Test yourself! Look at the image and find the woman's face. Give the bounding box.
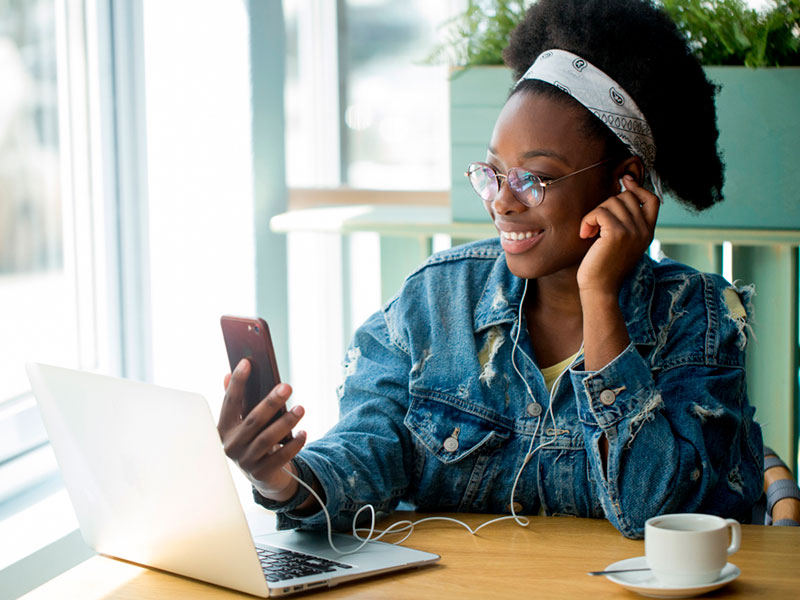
[484,91,613,281]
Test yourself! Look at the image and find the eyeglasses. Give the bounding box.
[464,158,609,207]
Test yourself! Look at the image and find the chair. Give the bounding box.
[753,446,800,526]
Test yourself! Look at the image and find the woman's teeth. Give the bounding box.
[501,230,540,241]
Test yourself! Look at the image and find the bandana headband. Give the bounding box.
[516,49,663,200]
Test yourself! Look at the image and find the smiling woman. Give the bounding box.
[219,0,764,542]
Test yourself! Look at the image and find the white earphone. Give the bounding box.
[619,177,627,193]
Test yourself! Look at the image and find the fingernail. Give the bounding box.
[277,383,290,397]
[623,174,634,182]
[235,359,248,374]
[296,430,307,440]
[291,405,304,417]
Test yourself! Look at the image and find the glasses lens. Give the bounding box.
[468,164,497,202]
[508,168,542,206]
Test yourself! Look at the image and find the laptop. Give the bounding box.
[26,362,439,597]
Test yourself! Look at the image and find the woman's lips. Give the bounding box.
[498,228,545,254]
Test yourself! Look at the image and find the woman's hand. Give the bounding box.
[577,175,660,297]
[218,359,307,502]
[577,175,661,371]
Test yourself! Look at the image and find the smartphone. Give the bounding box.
[220,315,291,443]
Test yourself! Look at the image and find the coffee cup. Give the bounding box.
[644,513,741,586]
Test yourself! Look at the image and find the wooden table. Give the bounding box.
[21,513,799,599]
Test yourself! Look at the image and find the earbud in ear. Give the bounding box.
[618,177,627,193]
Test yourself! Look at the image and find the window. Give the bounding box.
[2,2,273,576]
[0,0,117,532]
[281,1,463,440]
[0,0,72,500]
[284,0,463,190]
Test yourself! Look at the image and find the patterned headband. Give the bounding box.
[516,49,663,200]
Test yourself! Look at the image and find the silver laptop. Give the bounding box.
[26,362,439,597]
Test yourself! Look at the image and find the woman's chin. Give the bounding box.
[504,256,541,280]
[504,253,582,282]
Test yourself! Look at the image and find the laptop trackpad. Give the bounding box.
[255,530,431,569]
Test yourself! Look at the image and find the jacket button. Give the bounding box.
[509,501,523,513]
[443,437,459,452]
[526,402,543,417]
[599,389,616,406]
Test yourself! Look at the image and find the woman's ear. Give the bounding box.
[612,156,645,192]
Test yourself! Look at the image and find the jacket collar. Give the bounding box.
[473,253,526,333]
[473,252,657,347]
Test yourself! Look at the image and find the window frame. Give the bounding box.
[0,0,101,499]
[0,0,149,524]
[284,0,460,197]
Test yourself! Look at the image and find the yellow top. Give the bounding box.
[541,350,581,392]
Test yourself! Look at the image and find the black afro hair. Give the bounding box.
[502,0,724,211]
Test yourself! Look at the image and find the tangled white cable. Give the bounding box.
[281,466,541,556]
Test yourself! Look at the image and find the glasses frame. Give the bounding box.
[465,158,610,207]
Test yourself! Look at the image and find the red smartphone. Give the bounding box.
[220,315,291,443]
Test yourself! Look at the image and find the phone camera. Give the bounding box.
[254,325,260,334]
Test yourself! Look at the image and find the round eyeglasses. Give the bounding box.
[465,158,610,207]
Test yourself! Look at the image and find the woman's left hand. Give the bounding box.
[577,175,660,297]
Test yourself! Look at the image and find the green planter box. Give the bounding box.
[450,66,800,228]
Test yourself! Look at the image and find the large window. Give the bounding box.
[1,3,273,581]
[0,0,119,560]
[341,0,458,189]
[284,0,463,190]
[280,1,463,440]
[0,0,73,497]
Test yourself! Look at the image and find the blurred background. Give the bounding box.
[0,0,786,597]
[0,1,462,596]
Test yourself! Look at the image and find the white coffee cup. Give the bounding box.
[644,513,741,586]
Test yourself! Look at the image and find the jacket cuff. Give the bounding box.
[274,449,348,531]
[570,343,656,429]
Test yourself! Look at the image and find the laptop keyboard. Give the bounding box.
[256,546,353,582]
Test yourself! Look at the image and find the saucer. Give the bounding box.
[602,556,740,598]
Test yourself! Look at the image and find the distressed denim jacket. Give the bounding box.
[258,238,763,538]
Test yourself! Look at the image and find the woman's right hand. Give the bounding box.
[218,359,307,502]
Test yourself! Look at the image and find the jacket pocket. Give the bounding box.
[404,391,510,510]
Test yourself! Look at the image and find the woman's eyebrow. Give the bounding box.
[519,149,571,165]
[487,146,571,166]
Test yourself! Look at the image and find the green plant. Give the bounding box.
[661,0,800,66]
[424,0,533,67]
[428,0,800,67]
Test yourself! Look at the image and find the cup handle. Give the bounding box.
[725,519,741,555]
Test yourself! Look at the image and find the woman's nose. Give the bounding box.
[490,179,528,216]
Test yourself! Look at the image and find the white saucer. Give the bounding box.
[602,556,740,598]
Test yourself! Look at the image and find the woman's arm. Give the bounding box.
[578,290,629,474]
[261,309,416,531]
[569,276,763,538]
[571,175,761,537]
[576,174,658,477]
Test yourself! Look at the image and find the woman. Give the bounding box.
[218,0,763,539]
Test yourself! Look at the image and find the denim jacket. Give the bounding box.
[259,238,763,538]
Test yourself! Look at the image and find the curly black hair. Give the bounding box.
[502,0,724,211]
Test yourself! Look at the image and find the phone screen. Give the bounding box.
[220,316,291,443]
